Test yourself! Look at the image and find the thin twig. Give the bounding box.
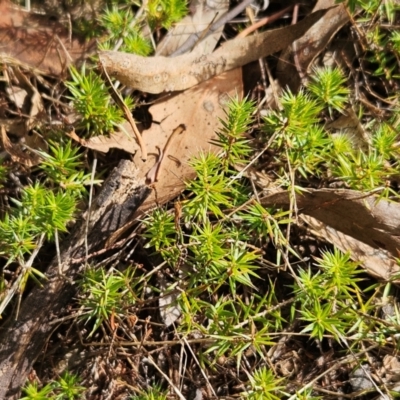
[98,59,148,161]
[146,355,187,400]
[182,336,218,398]
[237,5,293,38]
[85,156,98,263]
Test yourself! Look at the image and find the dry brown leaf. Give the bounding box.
[0,0,96,76]
[2,68,48,154]
[5,86,28,109]
[99,8,330,94]
[0,125,40,166]
[156,0,229,56]
[239,167,399,279]
[303,215,400,281]
[261,188,400,258]
[24,130,48,153]
[107,69,243,245]
[381,356,400,383]
[0,119,26,137]
[131,68,243,216]
[67,128,139,154]
[12,68,45,132]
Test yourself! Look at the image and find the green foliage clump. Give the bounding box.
[307,67,350,115]
[65,65,128,136]
[98,0,187,53]
[242,367,286,400]
[264,66,400,193]
[99,6,153,55]
[142,97,289,365]
[338,0,400,82]
[345,0,400,22]
[293,249,363,341]
[0,141,89,265]
[21,371,85,400]
[147,0,188,29]
[78,266,140,336]
[0,140,91,315]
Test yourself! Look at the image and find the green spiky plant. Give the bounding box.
[263,66,400,195]
[8,0,400,398]
[137,64,400,398]
[20,371,85,400]
[0,139,93,317]
[338,0,400,83]
[130,384,168,400]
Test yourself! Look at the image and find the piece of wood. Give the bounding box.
[99,8,330,94]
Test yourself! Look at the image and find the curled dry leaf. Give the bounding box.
[0,125,40,166]
[12,68,45,132]
[303,215,400,281]
[2,68,48,156]
[67,128,139,155]
[99,8,330,94]
[0,0,96,76]
[261,188,400,259]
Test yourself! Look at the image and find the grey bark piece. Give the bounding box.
[99,8,330,94]
[0,159,151,399]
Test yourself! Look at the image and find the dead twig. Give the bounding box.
[98,59,148,161]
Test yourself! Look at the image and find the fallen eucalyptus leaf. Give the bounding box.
[0,0,96,76]
[135,68,243,214]
[261,188,400,257]
[67,128,139,154]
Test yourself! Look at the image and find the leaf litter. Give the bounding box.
[1,1,400,399]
